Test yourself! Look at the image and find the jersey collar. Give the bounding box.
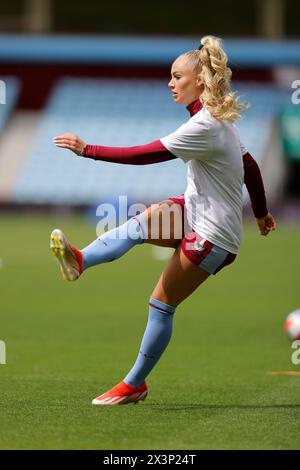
[186,99,203,117]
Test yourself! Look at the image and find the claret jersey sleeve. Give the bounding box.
[160,118,210,163]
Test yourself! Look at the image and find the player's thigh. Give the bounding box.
[151,244,210,307]
[143,199,184,248]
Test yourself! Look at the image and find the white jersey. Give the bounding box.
[160,107,246,254]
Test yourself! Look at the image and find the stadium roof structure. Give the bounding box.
[0,34,299,67]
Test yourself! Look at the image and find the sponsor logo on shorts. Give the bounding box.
[193,240,206,251]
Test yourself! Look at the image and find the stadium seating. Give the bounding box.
[11,78,290,205]
[0,76,20,132]
[235,83,291,158]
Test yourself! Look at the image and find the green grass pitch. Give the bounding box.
[0,214,299,449]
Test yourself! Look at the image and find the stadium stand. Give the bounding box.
[0,76,20,131]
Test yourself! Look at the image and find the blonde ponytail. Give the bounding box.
[182,35,248,121]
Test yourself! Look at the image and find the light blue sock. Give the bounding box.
[124,296,176,387]
[81,214,148,270]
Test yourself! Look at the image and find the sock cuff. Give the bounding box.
[149,296,176,315]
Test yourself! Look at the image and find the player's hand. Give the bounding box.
[255,212,277,236]
[53,133,86,156]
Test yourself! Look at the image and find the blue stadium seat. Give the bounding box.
[0,76,20,132]
[235,83,291,158]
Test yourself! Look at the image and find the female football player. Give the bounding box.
[52,35,276,405]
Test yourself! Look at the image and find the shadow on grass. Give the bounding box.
[147,404,300,411]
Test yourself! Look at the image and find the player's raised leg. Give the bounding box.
[50,199,183,281]
[50,214,148,281]
[81,199,184,270]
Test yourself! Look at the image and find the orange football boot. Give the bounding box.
[92,381,148,405]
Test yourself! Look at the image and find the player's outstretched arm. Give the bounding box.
[53,133,176,165]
